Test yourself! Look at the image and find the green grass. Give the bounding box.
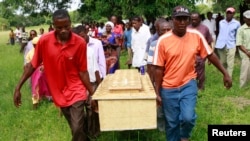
[1,27,250,141]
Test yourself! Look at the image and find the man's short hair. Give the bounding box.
[72,25,86,34]
[131,16,142,22]
[191,12,202,19]
[207,11,212,15]
[52,9,71,21]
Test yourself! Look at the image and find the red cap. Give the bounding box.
[226,7,235,13]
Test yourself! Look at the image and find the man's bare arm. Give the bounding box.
[13,63,35,107]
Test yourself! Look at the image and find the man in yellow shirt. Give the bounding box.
[236,10,250,88]
[9,29,15,45]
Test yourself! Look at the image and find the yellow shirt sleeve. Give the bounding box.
[25,48,35,64]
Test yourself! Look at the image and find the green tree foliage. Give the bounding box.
[195,4,212,14]
[0,1,15,19]
[0,0,73,16]
[0,17,10,30]
[78,0,198,22]
[212,0,250,24]
[1,0,219,25]
[212,0,245,12]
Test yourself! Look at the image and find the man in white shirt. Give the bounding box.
[131,16,151,70]
[72,25,103,84]
[87,37,106,79]
[87,47,101,85]
[74,25,106,79]
[14,26,21,43]
[203,11,216,50]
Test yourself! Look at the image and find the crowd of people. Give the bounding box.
[11,5,250,141]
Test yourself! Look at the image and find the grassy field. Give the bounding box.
[1,26,250,141]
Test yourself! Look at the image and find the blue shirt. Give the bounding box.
[100,32,116,46]
[124,29,132,48]
[147,40,158,64]
[215,19,241,49]
[146,33,159,53]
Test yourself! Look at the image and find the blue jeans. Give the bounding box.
[161,79,198,141]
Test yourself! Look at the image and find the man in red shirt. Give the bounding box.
[13,9,93,141]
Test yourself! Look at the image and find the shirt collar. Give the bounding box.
[242,24,250,29]
[88,37,95,45]
[52,31,76,45]
[222,18,237,24]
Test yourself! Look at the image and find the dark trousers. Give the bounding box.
[61,100,90,141]
[195,56,206,90]
[10,38,15,45]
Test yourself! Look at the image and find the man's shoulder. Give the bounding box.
[89,37,102,45]
[87,46,94,54]
[150,40,158,46]
[71,33,87,45]
[220,19,226,24]
[203,19,209,23]
[141,24,150,31]
[203,19,216,24]
[157,32,173,42]
[200,24,209,30]
[149,33,158,41]
[39,31,55,42]
[187,28,205,38]
[238,24,248,30]
[231,19,240,25]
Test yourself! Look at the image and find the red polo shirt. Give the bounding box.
[31,31,88,107]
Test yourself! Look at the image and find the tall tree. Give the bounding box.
[212,0,245,12]
[78,0,198,22]
[212,0,249,24]
[0,0,73,16]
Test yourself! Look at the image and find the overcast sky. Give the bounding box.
[67,0,82,12]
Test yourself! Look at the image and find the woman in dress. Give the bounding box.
[100,21,120,74]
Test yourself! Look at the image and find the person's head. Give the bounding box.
[154,17,167,34]
[131,16,143,31]
[72,25,89,43]
[125,21,132,30]
[40,28,44,35]
[30,30,37,39]
[207,12,213,20]
[190,12,201,27]
[110,15,118,25]
[10,29,13,32]
[22,26,26,32]
[243,10,250,26]
[225,7,235,22]
[158,22,172,36]
[52,9,71,41]
[104,21,114,32]
[100,22,104,28]
[32,36,40,48]
[200,14,205,21]
[85,24,90,32]
[171,6,190,37]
